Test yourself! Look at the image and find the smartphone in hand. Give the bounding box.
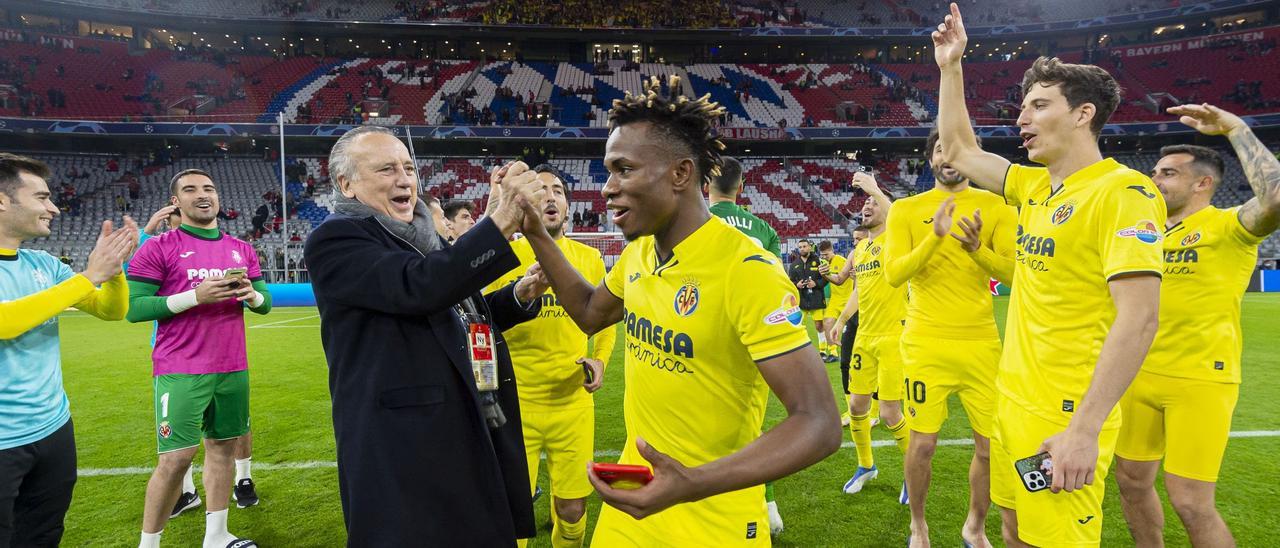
[591,463,653,490]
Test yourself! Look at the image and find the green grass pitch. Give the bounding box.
[55,295,1280,546]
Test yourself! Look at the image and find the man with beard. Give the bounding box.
[882,128,1017,547]
[787,240,827,341]
[127,169,272,548]
[484,164,617,548]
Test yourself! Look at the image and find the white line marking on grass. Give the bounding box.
[77,431,1280,478]
[249,314,319,329]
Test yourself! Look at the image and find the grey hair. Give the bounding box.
[328,125,398,187]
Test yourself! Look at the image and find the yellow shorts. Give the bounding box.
[847,333,904,401]
[804,308,828,322]
[990,394,1117,547]
[1116,369,1239,482]
[900,336,1000,437]
[824,302,845,322]
[522,403,595,500]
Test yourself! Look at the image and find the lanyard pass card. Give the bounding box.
[463,313,499,392]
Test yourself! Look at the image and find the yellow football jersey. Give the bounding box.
[1000,159,1166,428]
[602,217,810,541]
[826,254,853,311]
[852,233,907,336]
[1144,206,1263,384]
[884,186,1017,340]
[484,237,616,408]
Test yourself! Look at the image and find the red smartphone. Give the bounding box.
[591,463,653,490]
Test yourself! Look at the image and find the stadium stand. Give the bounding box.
[6,26,1276,127]
[48,0,1198,28]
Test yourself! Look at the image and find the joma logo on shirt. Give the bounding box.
[624,310,694,358]
[186,268,235,280]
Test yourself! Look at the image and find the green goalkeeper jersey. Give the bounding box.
[709,201,782,258]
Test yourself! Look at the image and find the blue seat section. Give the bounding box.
[685,72,756,126]
[257,60,345,123]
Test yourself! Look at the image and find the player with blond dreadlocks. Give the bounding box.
[513,75,842,545]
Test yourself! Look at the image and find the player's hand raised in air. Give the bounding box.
[587,437,700,519]
[484,163,507,218]
[1038,427,1099,494]
[195,276,244,304]
[144,205,179,236]
[850,171,880,195]
[1168,103,1247,137]
[932,3,968,69]
[952,208,984,253]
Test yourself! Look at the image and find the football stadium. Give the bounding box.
[2,0,1279,546]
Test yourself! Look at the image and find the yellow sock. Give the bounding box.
[850,412,875,468]
[887,416,910,454]
[551,508,587,548]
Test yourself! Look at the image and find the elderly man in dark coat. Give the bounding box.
[305,126,550,546]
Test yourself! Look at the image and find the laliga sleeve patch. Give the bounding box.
[764,294,804,326]
[1116,221,1161,244]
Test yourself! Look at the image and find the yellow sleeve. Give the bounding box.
[0,274,96,340]
[604,242,633,299]
[72,272,129,320]
[1098,179,1167,279]
[726,257,811,362]
[883,200,943,288]
[1226,206,1269,246]
[970,202,1018,285]
[1003,164,1042,207]
[585,253,617,364]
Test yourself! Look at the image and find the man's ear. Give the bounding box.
[1075,102,1097,131]
[0,191,9,213]
[671,158,696,192]
[169,195,179,207]
[337,175,357,198]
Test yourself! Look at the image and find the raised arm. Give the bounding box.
[304,216,523,316]
[933,2,1011,194]
[1169,103,1280,237]
[852,172,891,216]
[511,164,623,335]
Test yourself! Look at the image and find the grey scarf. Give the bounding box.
[331,191,442,255]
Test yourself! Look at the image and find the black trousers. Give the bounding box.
[0,419,76,548]
[838,313,859,395]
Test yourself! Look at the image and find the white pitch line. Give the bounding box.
[249,314,319,329]
[77,431,1280,478]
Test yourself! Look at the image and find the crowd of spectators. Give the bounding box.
[482,0,737,29]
